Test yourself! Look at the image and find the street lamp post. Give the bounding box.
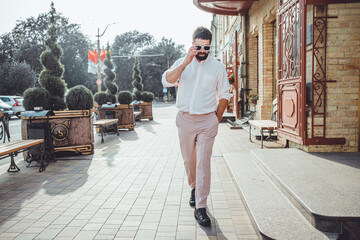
[95,22,118,93]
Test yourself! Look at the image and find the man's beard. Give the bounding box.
[195,52,208,61]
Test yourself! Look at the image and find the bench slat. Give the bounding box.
[249,120,277,130]
[0,139,44,157]
[93,119,118,126]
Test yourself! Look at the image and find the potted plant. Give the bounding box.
[98,44,118,131]
[132,57,154,120]
[21,3,94,155]
[228,72,234,84]
[140,91,154,120]
[115,90,135,130]
[248,93,259,104]
[94,44,117,106]
[98,47,135,130]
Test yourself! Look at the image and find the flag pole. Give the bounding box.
[95,22,118,93]
[97,28,101,93]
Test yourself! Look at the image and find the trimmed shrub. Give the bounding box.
[37,3,66,110]
[133,89,142,102]
[94,92,113,105]
[132,57,143,101]
[117,91,133,105]
[66,85,94,110]
[23,87,51,111]
[142,91,155,103]
[103,44,118,99]
[23,3,67,111]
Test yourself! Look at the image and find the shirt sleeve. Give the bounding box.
[161,58,183,87]
[217,66,232,101]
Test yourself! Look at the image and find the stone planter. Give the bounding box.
[100,104,135,130]
[134,102,153,120]
[21,110,94,155]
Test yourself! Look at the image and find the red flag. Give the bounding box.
[88,50,98,63]
[94,50,98,63]
[100,49,106,62]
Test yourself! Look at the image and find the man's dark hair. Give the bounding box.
[192,26,212,43]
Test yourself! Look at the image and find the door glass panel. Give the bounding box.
[281,0,291,6]
[280,2,300,80]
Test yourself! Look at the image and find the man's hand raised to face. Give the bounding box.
[181,46,199,67]
[165,46,199,84]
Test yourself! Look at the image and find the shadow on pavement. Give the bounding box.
[136,119,160,135]
[197,211,228,239]
[309,152,360,170]
[117,129,139,142]
[0,154,92,229]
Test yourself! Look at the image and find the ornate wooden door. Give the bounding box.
[277,0,306,144]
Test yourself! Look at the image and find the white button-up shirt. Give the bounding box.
[162,56,232,114]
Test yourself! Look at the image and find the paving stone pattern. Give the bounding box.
[0,103,261,240]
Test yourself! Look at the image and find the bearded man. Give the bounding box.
[162,26,231,226]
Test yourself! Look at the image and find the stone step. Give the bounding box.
[250,149,360,237]
[224,152,329,240]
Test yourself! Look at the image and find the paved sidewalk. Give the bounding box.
[0,103,259,240]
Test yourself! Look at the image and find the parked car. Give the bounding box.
[0,99,15,118]
[0,96,25,118]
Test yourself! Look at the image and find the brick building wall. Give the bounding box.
[293,2,360,152]
[262,23,275,119]
[247,26,259,116]
[248,0,277,119]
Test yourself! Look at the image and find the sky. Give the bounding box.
[0,0,214,51]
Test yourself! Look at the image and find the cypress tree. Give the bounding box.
[23,2,66,111]
[103,44,117,104]
[132,56,143,101]
[38,2,67,110]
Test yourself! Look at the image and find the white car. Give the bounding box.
[0,99,15,118]
[0,96,25,118]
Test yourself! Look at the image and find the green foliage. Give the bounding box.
[132,81,143,92]
[132,57,143,101]
[50,96,67,110]
[39,70,66,96]
[0,7,92,92]
[94,92,113,105]
[0,33,14,65]
[29,2,66,111]
[137,37,184,97]
[133,89,142,102]
[142,91,154,103]
[108,94,116,104]
[112,31,154,91]
[117,91,133,105]
[0,61,36,95]
[40,50,64,77]
[104,44,118,98]
[66,85,94,110]
[23,87,51,111]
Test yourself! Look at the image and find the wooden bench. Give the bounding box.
[0,139,44,172]
[249,120,277,148]
[93,119,119,143]
[134,111,141,121]
[248,98,278,148]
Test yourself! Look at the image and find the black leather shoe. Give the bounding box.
[194,208,211,226]
[189,188,195,207]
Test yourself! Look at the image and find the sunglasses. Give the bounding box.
[194,45,211,51]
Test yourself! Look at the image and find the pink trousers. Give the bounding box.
[176,111,219,208]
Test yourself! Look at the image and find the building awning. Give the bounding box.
[193,0,258,16]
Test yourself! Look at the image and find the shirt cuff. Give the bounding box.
[218,92,232,101]
[161,71,177,87]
